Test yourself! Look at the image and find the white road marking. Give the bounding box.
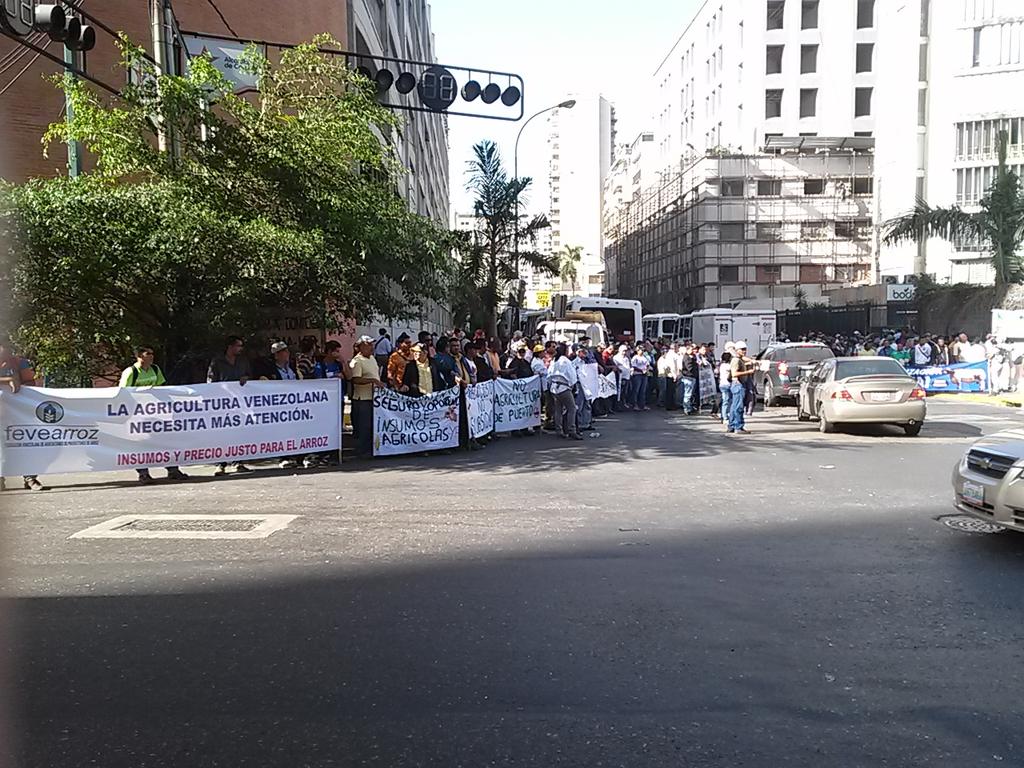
[69,514,299,540]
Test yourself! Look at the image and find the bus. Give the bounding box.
[642,313,683,341]
[565,297,643,343]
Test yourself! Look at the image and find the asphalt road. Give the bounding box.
[3,398,1024,767]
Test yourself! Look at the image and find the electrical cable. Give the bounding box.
[202,0,238,37]
[0,43,47,97]
[0,32,47,71]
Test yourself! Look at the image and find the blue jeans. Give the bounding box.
[728,382,746,432]
[575,385,592,430]
[677,377,695,414]
[630,375,648,408]
[619,376,633,408]
[720,384,732,422]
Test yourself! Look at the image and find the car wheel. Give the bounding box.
[764,379,778,408]
[903,422,922,437]
[797,397,811,421]
[819,412,835,434]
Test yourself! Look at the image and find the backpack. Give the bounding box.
[127,363,163,386]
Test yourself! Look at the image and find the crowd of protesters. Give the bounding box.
[781,329,1024,393]
[3,321,1020,491]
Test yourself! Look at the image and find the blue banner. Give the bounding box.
[907,361,989,393]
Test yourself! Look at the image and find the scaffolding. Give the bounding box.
[604,140,875,314]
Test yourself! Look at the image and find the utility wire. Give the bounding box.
[0,43,47,97]
[203,0,238,37]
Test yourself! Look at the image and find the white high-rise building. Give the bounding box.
[876,0,1024,284]
[651,0,879,177]
[547,95,615,297]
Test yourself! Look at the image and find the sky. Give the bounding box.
[430,0,703,218]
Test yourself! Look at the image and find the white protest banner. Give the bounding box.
[578,362,601,402]
[372,386,460,456]
[597,372,619,399]
[0,380,342,476]
[493,375,542,432]
[466,380,495,439]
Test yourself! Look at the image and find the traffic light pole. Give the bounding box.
[63,44,81,177]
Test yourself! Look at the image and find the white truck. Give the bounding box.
[537,312,607,346]
[683,309,777,356]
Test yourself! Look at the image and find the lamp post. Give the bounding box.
[512,98,576,331]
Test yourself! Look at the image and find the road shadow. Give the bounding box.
[6,515,1024,768]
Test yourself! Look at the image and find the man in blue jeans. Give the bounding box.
[728,341,757,434]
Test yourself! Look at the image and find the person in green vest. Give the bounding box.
[119,345,189,485]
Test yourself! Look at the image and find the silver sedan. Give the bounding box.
[953,430,1024,533]
[797,357,927,436]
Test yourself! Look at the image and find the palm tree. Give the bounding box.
[557,245,582,293]
[883,130,1024,285]
[462,140,558,336]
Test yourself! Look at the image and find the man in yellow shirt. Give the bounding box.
[349,335,384,457]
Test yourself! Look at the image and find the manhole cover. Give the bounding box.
[938,515,1004,535]
[70,514,298,540]
[117,519,262,532]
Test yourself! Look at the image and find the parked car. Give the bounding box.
[952,431,1024,533]
[797,356,926,436]
[757,343,836,406]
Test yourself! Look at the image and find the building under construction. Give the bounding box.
[603,137,875,314]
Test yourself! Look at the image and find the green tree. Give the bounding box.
[0,36,454,380]
[792,285,809,310]
[883,130,1024,285]
[463,140,557,337]
[557,245,583,293]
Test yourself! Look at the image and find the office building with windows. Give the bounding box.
[605,147,874,313]
[546,94,615,297]
[876,0,1024,284]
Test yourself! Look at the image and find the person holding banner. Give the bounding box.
[208,335,254,476]
[573,344,595,432]
[402,344,438,397]
[547,345,583,441]
[118,346,190,485]
[350,335,385,458]
[0,338,46,491]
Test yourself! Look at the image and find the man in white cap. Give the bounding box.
[349,335,385,457]
[728,341,757,434]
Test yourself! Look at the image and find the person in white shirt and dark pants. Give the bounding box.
[547,345,583,440]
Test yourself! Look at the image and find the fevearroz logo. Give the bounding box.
[5,400,98,448]
[35,401,65,424]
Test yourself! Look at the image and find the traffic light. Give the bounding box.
[352,56,524,122]
[33,4,95,51]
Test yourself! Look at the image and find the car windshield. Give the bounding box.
[836,359,908,378]
[779,346,835,363]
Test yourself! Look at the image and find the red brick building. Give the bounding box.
[0,0,348,181]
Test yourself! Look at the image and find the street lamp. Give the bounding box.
[512,98,575,331]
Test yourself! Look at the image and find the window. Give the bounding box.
[757,222,783,240]
[834,264,869,283]
[972,28,982,67]
[758,179,782,196]
[767,1,785,30]
[804,178,825,195]
[766,45,784,74]
[857,0,874,29]
[720,265,740,283]
[721,178,745,197]
[757,265,783,283]
[801,44,818,73]
[855,87,873,117]
[800,264,825,282]
[801,220,831,239]
[854,130,873,137]
[835,220,856,238]
[918,42,928,80]
[721,223,746,240]
[853,177,873,195]
[856,43,874,73]
[917,89,927,127]
[801,0,819,29]
[800,88,817,117]
[766,89,783,118]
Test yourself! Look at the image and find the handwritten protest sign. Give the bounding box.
[597,372,618,399]
[493,376,542,432]
[373,386,460,456]
[466,380,495,439]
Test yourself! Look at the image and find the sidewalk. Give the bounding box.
[930,392,1024,408]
